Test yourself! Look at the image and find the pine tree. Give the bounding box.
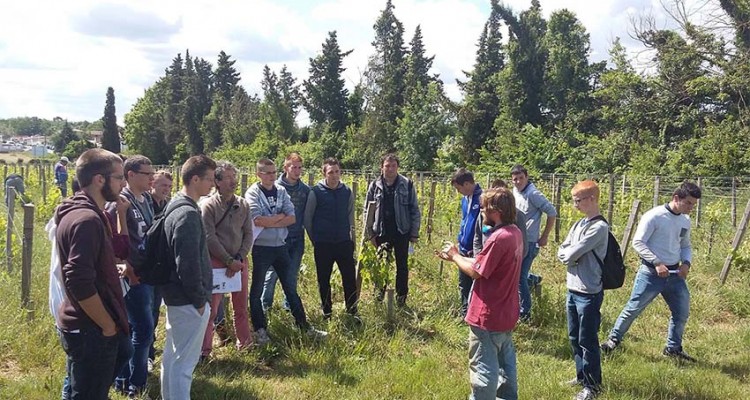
[214,51,240,102]
[457,0,504,163]
[404,25,435,100]
[164,53,184,158]
[260,65,296,142]
[360,0,408,162]
[543,10,593,127]
[496,0,548,127]
[101,87,120,152]
[303,31,352,135]
[182,50,204,155]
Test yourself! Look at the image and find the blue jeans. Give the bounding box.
[468,325,517,400]
[567,290,603,389]
[59,327,132,400]
[250,245,309,330]
[519,243,539,319]
[261,236,305,311]
[116,283,154,392]
[609,265,691,350]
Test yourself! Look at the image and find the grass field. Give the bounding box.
[1,173,749,399]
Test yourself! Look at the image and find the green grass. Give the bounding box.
[1,201,750,399]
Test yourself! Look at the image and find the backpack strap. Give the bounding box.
[581,215,608,268]
[164,197,195,218]
[215,199,236,228]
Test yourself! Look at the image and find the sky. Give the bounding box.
[0,0,722,124]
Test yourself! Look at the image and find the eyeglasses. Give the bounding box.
[107,174,125,181]
[134,171,155,177]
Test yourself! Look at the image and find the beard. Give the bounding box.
[101,176,120,202]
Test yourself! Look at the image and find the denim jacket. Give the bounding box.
[365,174,421,239]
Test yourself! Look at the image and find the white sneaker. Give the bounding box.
[147,358,155,373]
[256,328,271,345]
[306,326,328,339]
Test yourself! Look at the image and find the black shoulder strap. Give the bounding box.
[215,199,236,228]
[164,197,194,218]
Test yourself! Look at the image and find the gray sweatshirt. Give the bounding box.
[244,182,296,247]
[632,204,692,267]
[557,217,609,294]
[513,181,557,243]
[161,193,212,309]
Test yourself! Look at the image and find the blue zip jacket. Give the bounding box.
[458,184,482,255]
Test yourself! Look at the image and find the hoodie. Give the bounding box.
[54,192,129,335]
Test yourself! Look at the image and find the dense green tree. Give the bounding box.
[543,10,593,127]
[404,25,435,100]
[457,0,504,163]
[260,65,297,142]
[360,0,407,162]
[51,121,78,154]
[63,139,95,160]
[214,51,241,102]
[182,51,204,155]
[123,79,172,164]
[303,31,352,135]
[495,0,547,127]
[396,82,455,170]
[223,87,262,147]
[101,87,120,152]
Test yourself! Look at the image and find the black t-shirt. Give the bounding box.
[259,183,278,214]
[383,180,398,236]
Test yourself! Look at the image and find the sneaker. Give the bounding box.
[255,328,271,346]
[663,347,697,362]
[600,338,620,353]
[147,358,155,373]
[306,326,329,339]
[575,387,598,400]
[396,295,407,308]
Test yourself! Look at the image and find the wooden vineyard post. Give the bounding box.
[554,177,563,243]
[427,181,436,243]
[5,187,15,272]
[732,177,737,228]
[720,198,750,284]
[696,177,703,228]
[653,176,660,207]
[620,199,641,259]
[240,173,248,196]
[21,204,34,310]
[308,172,314,187]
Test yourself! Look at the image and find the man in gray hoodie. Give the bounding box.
[261,152,310,312]
[245,158,326,345]
[159,155,216,400]
[557,180,608,400]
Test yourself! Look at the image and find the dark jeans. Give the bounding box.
[458,250,474,317]
[116,283,154,392]
[250,245,309,330]
[313,240,359,316]
[566,290,603,390]
[375,233,410,298]
[59,327,132,400]
[262,235,305,310]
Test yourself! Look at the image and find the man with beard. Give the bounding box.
[55,148,132,400]
[438,187,523,400]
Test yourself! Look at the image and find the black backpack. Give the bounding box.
[140,197,193,285]
[589,216,626,290]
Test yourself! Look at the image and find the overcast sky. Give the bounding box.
[0,0,719,123]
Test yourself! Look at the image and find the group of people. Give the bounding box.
[51,149,424,399]
[440,165,701,400]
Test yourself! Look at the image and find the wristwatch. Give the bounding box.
[224,255,234,267]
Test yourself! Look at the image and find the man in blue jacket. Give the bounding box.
[451,168,482,317]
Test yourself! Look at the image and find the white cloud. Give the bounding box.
[0,0,722,123]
